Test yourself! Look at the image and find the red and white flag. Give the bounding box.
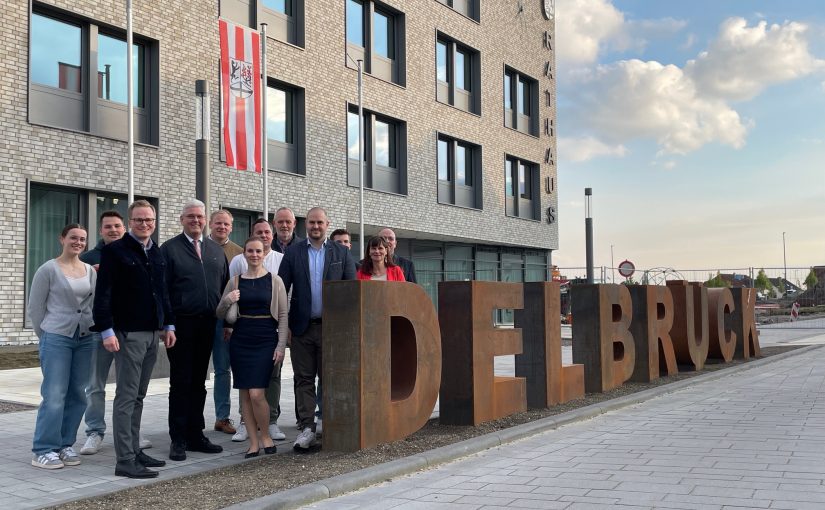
[219,19,262,172]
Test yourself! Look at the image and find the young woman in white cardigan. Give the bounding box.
[28,224,98,470]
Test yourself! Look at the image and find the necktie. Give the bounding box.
[193,239,201,259]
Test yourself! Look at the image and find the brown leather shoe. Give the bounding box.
[214,419,237,434]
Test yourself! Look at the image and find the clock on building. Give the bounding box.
[542,0,555,20]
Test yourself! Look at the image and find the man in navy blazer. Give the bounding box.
[278,207,355,451]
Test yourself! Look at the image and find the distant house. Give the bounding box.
[718,273,753,288]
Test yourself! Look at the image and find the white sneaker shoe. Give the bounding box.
[32,451,64,470]
[81,433,103,455]
[269,423,286,441]
[58,446,81,466]
[232,422,248,442]
[293,427,316,450]
[139,436,152,450]
[315,419,323,437]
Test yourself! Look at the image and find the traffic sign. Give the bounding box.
[617,260,635,278]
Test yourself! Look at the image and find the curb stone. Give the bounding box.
[226,344,822,510]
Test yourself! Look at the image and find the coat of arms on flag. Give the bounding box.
[219,19,262,172]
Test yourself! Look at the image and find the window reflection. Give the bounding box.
[267,87,291,143]
[505,160,514,197]
[504,74,511,109]
[455,50,467,91]
[374,120,390,167]
[346,0,364,47]
[437,139,449,181]
[30,14,82,93]
[262,0,290,14]
[97,34,144,107]
[436,42,448,83]
[455,145,467,186]
[373,11,392,58]
[347,111,360,160]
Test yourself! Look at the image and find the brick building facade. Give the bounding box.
[2,0,557,344]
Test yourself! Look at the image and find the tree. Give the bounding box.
[755,268,773,293]
[705,271,730,288]
[805,267,819,290]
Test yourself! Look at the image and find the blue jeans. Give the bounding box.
[212,319,232,421]
[84,341,113,437]
[32,329,97,455]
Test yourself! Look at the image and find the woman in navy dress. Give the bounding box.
[217,238,288,457]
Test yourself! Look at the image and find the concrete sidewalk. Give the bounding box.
[0,327,821,509]
[301,343,825,509]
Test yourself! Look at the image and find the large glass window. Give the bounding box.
[347,106,406,194]
[373,11,393,58]
[30,14,82,93]
[505,156,540,220]
[503,73,512,110]
[267,86,291,143]
[97,34,144,107]
[505,160,514,197]
[504,67,538,135]
[27,186,83,297]
[346,0,364,46]
[435,34,479,114]
[262,80,304,174]
[437,139,449,181]
[263,0,290,14]
[436,134,481,209]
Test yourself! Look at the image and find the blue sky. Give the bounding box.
[554,0,825,276]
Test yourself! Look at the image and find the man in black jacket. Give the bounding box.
[378,227,417,283]
[279,207,356,451]
[271,206,304,253]
[94,200,174,479]
[161,199,229,461]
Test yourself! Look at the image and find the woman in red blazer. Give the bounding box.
[357,236,405,281]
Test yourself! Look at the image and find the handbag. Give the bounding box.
[224,276,240,325]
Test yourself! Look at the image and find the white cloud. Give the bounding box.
[564,60,750,154]
[686,18,825,101]
[556,0,624,65]
[558,136,628,162]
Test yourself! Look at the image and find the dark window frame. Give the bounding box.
[347,104,408,195]
[435,0,480,22]
[436,132,482,210]
[503,65,539,137]
[345,0,407,87]
[28,5,160,145]
[264,77,306,175]
[435,32,480,115]
[219,0,306,48]
[504,155,540,220]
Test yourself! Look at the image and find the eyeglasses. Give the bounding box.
[131,218,156,224]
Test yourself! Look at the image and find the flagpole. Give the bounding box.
[126,0,134,204]
[260,23,268,220]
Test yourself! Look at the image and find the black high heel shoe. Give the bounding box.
[244,449,260,459]
[264,445,277,454]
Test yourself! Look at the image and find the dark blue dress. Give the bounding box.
[229,275,278,389]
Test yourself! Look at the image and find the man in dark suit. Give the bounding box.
[278,207,356,451]
[160,199,229,461]
[378,227,417,283]
[271,206,304,254]
[94,200,174,478]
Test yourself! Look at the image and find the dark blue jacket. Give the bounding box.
[80,239,105,266]
[93,233,173,333]
[160,233,229,318]
[278,240,356,336]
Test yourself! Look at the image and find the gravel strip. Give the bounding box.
[52,345,799,510]
[0,400,36,414]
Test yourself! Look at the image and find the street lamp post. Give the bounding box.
[346,53,365,257]
[783,232,788,295]
[585,188,594,284]
[195,80,210,208]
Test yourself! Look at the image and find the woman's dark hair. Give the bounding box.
[60,223,87,238]
[359,236,395,275]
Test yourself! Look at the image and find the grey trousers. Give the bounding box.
[111,330,158,463]
[264,361,282,423]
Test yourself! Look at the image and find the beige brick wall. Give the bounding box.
[0,0,556,344]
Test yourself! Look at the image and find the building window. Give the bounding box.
[265,79,305,174]
[505,155,540,220]
[503,66,538,136]
[436,34,480,114]
[435,0,480,22]
[347,106,407,195]
[346,0,406,86]
[220,0,305,47]
[26,183,157,325]
[223,208,258,246]
[437,134,482,209]
[29,9,159,144]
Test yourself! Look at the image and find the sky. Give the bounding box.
[554,0,825,276]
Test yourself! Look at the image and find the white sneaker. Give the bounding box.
[293,427,316,450]
[232,422,248,442]
[315,419,323,437]
[58,446,81,466]
[81,433,103,455]
[268,423,286,440]
[32,451,64,470]
[139,436,152,450]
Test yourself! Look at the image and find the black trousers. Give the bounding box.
[290,323,322,430]
[166,314,216,444]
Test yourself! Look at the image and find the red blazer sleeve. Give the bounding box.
[388,266,405,281]
[356,270,371,280]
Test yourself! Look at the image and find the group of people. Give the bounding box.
[28,199,417,479]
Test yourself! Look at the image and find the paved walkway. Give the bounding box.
[304,342,825,509]
[0,327,821,509]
